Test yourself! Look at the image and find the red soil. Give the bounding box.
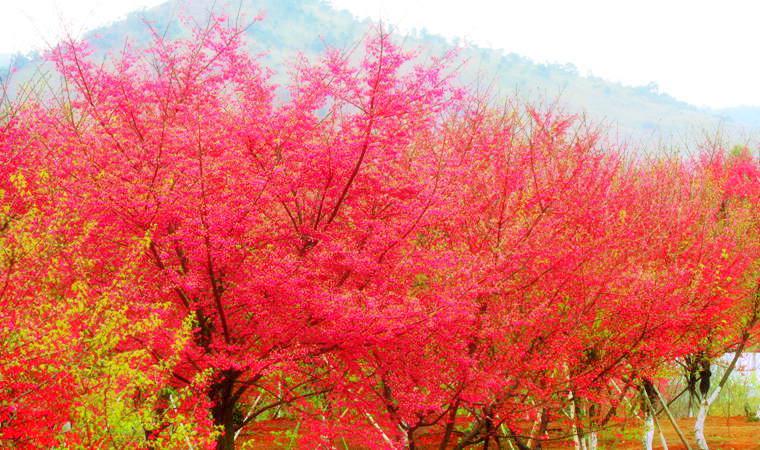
[240,416,759,449]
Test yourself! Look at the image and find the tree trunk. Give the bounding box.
[528,409,548,450]
[365,412,395,448]
[212,400,237,450]
[694,398,710,450]
[407,428,417,450]
[642,413,655,450]
[217,424,235,450]
[567,387,586,450]
[210,370,242,450]
[693,344,747,450]
[439,402,459,450]
[585,431,598,450]
[483,411,494,450]
[570,405,583,450]
[534,412,549,450]
[641,381,669,450]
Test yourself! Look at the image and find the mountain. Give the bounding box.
[714,106,760,129]
[3,0,759,149]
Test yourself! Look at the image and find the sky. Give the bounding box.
[1,0,758,109]
[0,0,165,53]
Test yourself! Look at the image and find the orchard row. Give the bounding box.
[1,18,757,449]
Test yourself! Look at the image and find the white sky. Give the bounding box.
[0,0,165,53]
[1,0,758,108]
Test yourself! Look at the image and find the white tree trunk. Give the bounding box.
[365,412,395,448]
[571,418,584,450]
[527,409,542,449]
[567,389,586,450]
[585,431,598,450]
[695,380,724,450]
[694,398,710,450]
[691,339,755,449]
[642,413,655,450]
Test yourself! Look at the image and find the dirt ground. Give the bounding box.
[571,416,760,450]
[241,416,760,449]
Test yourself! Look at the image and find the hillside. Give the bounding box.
[3,0,759,148]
